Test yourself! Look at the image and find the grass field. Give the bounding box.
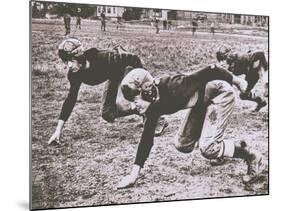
[31,19,269,209]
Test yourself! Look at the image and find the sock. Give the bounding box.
[223,141,235,157]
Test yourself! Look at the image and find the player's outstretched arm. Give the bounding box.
[117,113,159,188]
[48,119,65,145]
[48,78,82,145]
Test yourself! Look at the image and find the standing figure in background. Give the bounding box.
[163,20,167,30]
[64,13,71,36]
[76,8,81,30]
[210,22,215,35]
[116,16,122,30]
[101,10,106,32]
[192,19,198,37]
[155,19,160,34]
[168,20,172,30]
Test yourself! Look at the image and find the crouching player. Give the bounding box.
[117,65,262,189]
[216,45,268,111]
[48,38,167,145]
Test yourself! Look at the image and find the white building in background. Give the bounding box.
[217,14,268,26]
[96,5,125,20]
[141,9,168,20]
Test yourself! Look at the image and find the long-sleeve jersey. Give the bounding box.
[134,65,234,167]
[59,47,142,121]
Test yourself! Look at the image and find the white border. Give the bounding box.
[1,0,280,211]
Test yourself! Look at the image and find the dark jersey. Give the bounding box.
[133,65,234,167]
[59,48,142,121]
[101,13,106,21]
[192,21,198,27]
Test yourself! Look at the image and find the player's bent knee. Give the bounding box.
[174,136,196,153]
[102,113,114,123]
[101,109,115,123]
[174,144,194,153]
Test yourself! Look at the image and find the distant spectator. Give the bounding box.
[101,10,106,31]
[168,20,172,30]
[76,8,81,30]
[64,13,71,36]
[210,22,215,35]
[191,19,198,36]
[116,16,122,30]
[155,19,160,34]
[163,20,167,30]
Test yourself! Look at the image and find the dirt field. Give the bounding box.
[31,20,269,209]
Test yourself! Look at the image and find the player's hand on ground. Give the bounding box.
[116,174,138,189]
[116,164,141,189]
[48,120,65,145]
[48,131,61,145]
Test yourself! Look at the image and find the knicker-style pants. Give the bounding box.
[174,80,235,159]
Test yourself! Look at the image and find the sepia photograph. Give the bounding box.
[30,0,269,209]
